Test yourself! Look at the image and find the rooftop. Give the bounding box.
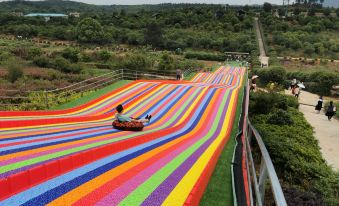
[25,13,68,17]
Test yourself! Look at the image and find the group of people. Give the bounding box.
[315,97,337,120]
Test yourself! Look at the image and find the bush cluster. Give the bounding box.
[254,66,287,85]
[185,51,225,61]
[33,56,83,74]
[250,91,339,205]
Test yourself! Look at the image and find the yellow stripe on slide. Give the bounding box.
[174,87,208,126]
[161,89,238,206]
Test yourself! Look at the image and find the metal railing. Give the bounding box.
[242,81,287,206]
[0,69,177,110]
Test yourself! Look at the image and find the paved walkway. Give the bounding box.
[286,90,339,170]
[254,17,269,67]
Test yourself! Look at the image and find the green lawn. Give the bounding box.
[200,74,245,206]
[51,80,132,110]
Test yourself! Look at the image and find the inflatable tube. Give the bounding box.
[112,120,144,131]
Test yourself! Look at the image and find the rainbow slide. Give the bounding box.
[0,66,245,205]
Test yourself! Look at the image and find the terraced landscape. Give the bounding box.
[0,66,245,205]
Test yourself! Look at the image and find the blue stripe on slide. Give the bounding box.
[1,89,216,206]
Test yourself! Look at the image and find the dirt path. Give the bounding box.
[286,90,339,170]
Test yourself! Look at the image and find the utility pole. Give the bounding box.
[283,0,290,17]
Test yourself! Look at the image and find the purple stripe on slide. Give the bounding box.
[0,87,199,178]
[95,90,222,205]
[141,89,232,205]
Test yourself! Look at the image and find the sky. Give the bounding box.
[0,0,285,5]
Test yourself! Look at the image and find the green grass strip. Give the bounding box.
[51,80,132,110]
[1,88,202,174]
[199,74,245,206]
[119,89,230,205]
[211,63,222,72]
[184,72,197,81]
[226,61,245,67]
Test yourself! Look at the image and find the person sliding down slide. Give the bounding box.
[113,104,152,131]
[115,104,152,123]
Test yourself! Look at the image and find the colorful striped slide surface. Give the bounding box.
[0,66,245,206]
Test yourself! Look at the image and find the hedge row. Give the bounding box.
[184,51,225,61]
[250,91,339,205]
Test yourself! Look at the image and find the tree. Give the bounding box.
[12,24,37,37]
[314,43,325,55]
[263,2,272,13]
[144,21,164,48]
[308,8,316,16]
[76,17,105,44]
[323,8,331,17]
[294,7,301,15]
[304,42,315,55]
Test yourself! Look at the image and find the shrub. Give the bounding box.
[256,66,286,85]
[308,71,339,96]
[158,52,175,71]
[28,47,42,60]
[113,53,153,71]
[62,48,80,63]
[249,91,298,115]
[98,50,111,62]
[267,109,294,125]
[69,64,83,74]
[175,58,203,71]
[80,53,92,62]
[0,51,11,62]
[33,56,51,68]
[52,57,71,73]
[6,62,23,83]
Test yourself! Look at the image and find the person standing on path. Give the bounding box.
[290,78,297,90]
[294,86,300,98]
[315,96,323,113]
[176,69,182,80]
[325,101,336,121]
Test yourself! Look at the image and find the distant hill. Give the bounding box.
[0,0,248,14]
[323,0,339,8]
[0,0,110,13]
